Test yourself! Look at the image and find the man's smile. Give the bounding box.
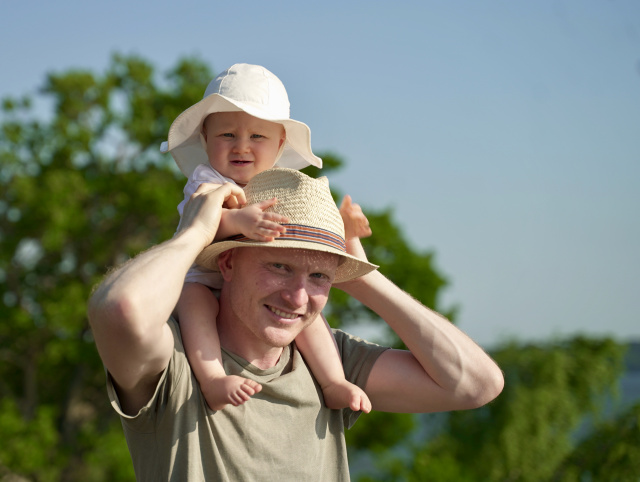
[268,305,300,320]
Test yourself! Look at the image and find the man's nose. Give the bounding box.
[281,278,309,307]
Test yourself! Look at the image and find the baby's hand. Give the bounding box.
[236,197,289,242]
[339,195,372,241]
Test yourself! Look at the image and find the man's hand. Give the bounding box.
[177,182,247,248]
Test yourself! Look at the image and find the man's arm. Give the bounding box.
[337,261,504,414]
[88,182,245,415]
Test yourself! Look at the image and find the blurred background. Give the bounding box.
[1,1,638,480]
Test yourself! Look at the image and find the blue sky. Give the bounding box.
[2,0,639,347]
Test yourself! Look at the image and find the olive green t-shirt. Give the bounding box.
[107,318,388,481]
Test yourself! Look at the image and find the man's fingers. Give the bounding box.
[180,182,247,245]
[192,182,246,204]
[218,183,246,207]
[193,182,221,194]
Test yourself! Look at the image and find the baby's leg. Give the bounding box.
[295,314,372,413]
[177,283,262,410]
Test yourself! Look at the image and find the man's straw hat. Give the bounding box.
[196,168,378,283]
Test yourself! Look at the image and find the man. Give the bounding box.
[88,169,504,481]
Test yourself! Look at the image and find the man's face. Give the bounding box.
[218,247,339,353]
[203,111,286,187]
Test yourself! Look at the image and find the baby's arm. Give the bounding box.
[295,195,375,412]
[215,197,289,241]
[295,314,372,413]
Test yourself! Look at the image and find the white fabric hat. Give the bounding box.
[160,63,323,178]
[195,168,378,283]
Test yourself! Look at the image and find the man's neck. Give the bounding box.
[219,330,285,369]
[217,303,286,370]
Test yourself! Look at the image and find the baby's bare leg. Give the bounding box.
[295,314,372,413]
[177,283,262,410]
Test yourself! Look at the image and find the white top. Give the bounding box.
[177,164,236,216]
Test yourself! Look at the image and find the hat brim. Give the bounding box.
[163,94,322,178]
[195,238,378,284]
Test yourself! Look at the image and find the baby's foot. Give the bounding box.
[201,375,262,411]
[322,380,372,413]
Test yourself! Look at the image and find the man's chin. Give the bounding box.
[262,326,303,348]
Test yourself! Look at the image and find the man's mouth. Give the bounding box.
[268,306,299,320]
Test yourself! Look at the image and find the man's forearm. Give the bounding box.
[339,270,503,402]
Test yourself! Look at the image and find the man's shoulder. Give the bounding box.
[331,328,389,377]
[332,328,387,353]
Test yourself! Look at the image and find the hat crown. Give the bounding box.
[244,169,345,240]
[204,63,291,119]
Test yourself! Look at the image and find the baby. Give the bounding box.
[161,64,373,412]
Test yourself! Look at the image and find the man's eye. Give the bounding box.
[310,273,329,281]
[272,263,285,270]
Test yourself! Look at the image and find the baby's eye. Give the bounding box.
[251,134,265,139]
[221,133,234,138]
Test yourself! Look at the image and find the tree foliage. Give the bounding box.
[1,54,636,481]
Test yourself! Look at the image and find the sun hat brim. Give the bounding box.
[162,93,322,178]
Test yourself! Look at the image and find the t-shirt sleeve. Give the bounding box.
[333,329,389,429]
[106,318,189,432]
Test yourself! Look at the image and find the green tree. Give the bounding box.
[552,401,640,482]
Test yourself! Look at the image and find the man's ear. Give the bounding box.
[218,249,235,282]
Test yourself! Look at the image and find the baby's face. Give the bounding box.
[203,112,285,187]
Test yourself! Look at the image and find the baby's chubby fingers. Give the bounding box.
[261,212,289,230]
[248,224,283,242]
[339,194,353,212]
[258,220,287,237]
[340,194,372,238]
[254,197,289,227]
[253,197,279,212]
